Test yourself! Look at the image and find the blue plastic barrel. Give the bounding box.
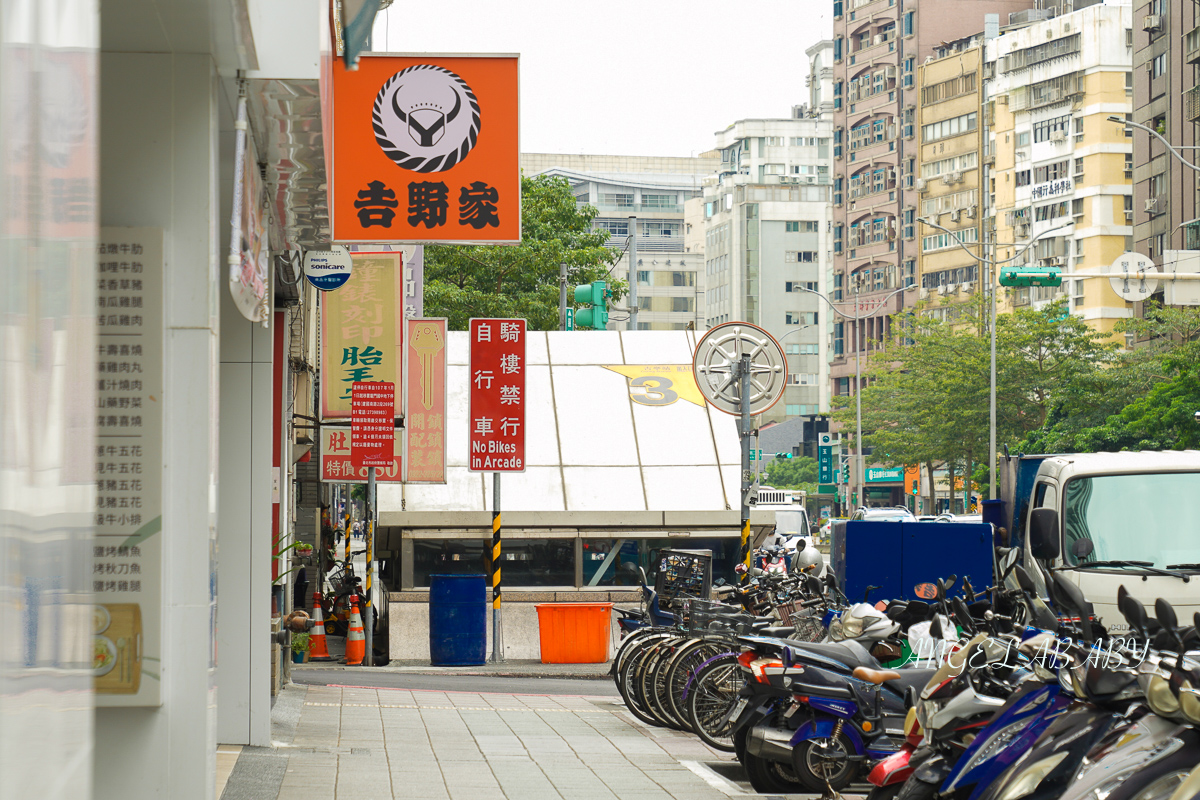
[428,574,486,666]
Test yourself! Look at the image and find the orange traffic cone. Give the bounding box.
[344,594,365,666]
[309,592,332,661]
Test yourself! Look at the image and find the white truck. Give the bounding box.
[999,450,1200,629]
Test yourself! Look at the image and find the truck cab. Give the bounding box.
[1012,451,1200,629]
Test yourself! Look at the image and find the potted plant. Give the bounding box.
[290,632,310,664]
[295,542,313,557]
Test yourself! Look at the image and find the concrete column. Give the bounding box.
[95,52,221,800]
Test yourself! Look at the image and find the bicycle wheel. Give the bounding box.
[618,634,673,727]
[644,638,689,730]
[686,654,745,752]
[612,627,662,693]
[666,640,728,733]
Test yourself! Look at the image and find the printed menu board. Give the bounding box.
[93,227,163,706]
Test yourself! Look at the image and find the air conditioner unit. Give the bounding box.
[1145,198,1159,213]
[805,176,817,184]
[1143,14,1161,31]
[919,288,930,300]
[998,95,1009,105]
[874,34,885,45]
[1050,130,1067,142]
[944,171,963,185]
[1125,209,1134,222]
[950,209,962,222]
[966,206,977,219]
[885,66,897,79]
[938,285,948,294]
[947,283,958,294]
[915,178,928,192]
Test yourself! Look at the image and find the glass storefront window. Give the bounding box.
[581,537,742,587]
[413,538,575,587]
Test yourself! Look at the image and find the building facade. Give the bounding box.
[1132,0,1200,264]
[915,41,988,318]
[700,112,834,424]
[521,154,717,330]
[830,0,1039,481]
[989,1,1135,332]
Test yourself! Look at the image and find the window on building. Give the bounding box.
[786,404,801,416]
[671,297,693,313]
[1151,53,1166,78]
[642,194,676,208]
[788,373,819,386]
[1016,131,1030,147]
[596,219,629,237]
[903,10,913,35]
[1032,115,1070,143]
[1033,160,1070,183]
[785,312,819,325]
[601,193,634,207]
[637,270,650,284]
[1015,170,1031,187]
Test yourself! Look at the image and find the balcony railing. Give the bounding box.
[1187,86,1200,123]
[589,202,685,214]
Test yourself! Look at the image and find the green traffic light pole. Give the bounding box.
[918,217,1072,503]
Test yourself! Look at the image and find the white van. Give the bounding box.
[1021,450,1200,629]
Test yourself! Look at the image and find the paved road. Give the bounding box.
[293,670,621,697]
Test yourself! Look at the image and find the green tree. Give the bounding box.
[1031,303,1200,452]
[764,456,818,489]
[423,175,625,330]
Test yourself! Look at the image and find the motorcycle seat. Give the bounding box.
[853,667,903,684]
[782,639,881,670]
[759,626,796,637]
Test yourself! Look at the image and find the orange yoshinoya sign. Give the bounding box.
[329,54,520,244]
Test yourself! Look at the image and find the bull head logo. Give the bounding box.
[391,86,463,148]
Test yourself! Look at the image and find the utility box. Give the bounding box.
[832,521,994,603]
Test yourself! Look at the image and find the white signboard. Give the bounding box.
[303,246,353,291]
[1029,178,1073,202]
[94,227,164,706]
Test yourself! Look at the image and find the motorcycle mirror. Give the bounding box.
[930,614,944,640]
[1121,590,1149,635]
[1014,565,1036,594]
[826,573,840,592]
[944,574,958,593]
[806,575,822,594]
[936,578,946,605]
[1050,573,1094,643]
[1070,538,1094,561]
[1155,598,1179,641]
[864,585,881,603]
[964,577,976,603]
[953,597,976,635]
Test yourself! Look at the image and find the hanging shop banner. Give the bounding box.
[468,318,526,472]
[404,246,424,318]
[319,251,404,419]
[329,54,521,244]
[303,245,354,291]
[229,110,270,324]
[320,426,402,483]
[94,227,164,707]
[404,318,447,483]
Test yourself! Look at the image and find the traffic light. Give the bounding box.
[999,266,1062,288]
[573,280,609,330]
[774,452,793,459]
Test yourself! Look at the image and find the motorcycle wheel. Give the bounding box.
[895,775,940,800]
[744,751,806,794]
[867,783,906,800]
[790,732,859,792]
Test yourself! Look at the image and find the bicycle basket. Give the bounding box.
[654,549,713,607]
[683,598,755,636]
[781,606,827,643]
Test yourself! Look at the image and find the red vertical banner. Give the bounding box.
[468,318,526,472]
[350,381,395,467]
[404,318,448,483]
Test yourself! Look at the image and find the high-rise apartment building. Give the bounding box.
[1133,0,1199,264]
[915,40,987,316]
[699,110,834,424]
[989,1,1135,333]
[831,0,1036,404]
[521,153,718,330]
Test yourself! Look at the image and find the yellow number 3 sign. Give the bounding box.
[603,365,707,408]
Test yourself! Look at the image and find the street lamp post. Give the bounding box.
[796,284,914,513]
[916,218,1073,500]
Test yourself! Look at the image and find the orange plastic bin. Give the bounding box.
[535,603,614,663]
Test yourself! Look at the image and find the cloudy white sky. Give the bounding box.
[371,0,832,157]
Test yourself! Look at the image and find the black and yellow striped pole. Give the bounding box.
[738,353,753,582]
[491,472,504,662]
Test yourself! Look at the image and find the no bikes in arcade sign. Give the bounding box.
[328,54,520,244]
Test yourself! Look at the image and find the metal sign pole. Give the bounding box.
[491,472,504,662]
[364,466,375,666]
[739,353,752,582]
